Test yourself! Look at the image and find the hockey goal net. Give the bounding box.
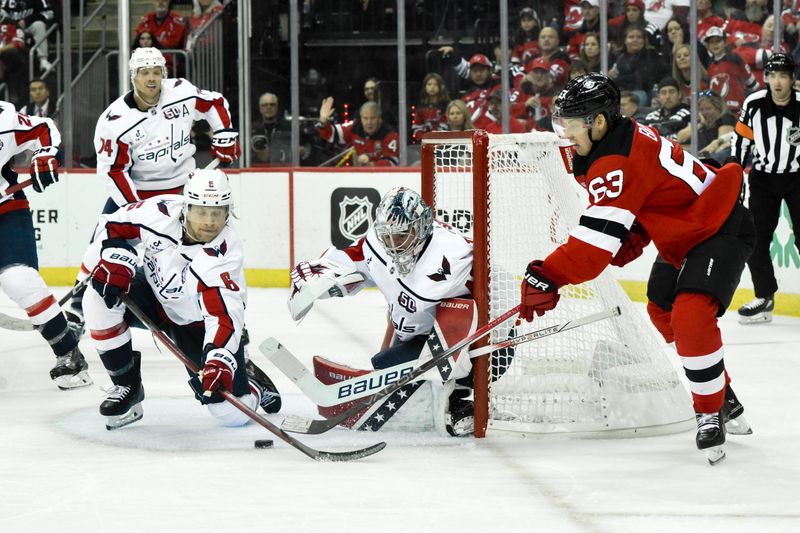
[421,130,693,437]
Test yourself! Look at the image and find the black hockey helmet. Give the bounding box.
[553,73,622,125]
[765,53,797,77]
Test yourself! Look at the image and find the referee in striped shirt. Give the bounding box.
[731,53,800,324]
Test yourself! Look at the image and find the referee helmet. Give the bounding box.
[765,53,797,78]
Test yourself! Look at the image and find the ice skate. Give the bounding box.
[696,412,726,465]
[446,396,474,437]
[49,346,93,390]
[100,382,145,430]
[737,297,774,324]
[246,359,281,413]
[723,386,753,435]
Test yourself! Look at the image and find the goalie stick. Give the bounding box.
[120,295,386,462]
[0,277,90,331]
[261,306,621,408]
[276,304,521,434]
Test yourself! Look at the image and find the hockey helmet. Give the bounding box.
[552,73,621,139]
[765,53,797,78]
[129,47,167,83]
[182,168,233,243]
[374,187,433,277]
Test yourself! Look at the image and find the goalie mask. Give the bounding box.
[374,187,433,277]
[182,168,232,244]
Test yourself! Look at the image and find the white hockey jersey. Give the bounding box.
[0,101,61,215]
[94,78,233,207]
[81,195,247,354]
[324,221,473,343]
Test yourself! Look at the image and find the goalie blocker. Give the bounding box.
[312,298,478,436]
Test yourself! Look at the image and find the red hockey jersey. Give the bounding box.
[540,119,743,286]
[317,121,399,166]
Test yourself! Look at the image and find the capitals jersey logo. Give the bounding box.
[203,241,228,257]
[106,111,121,121]
[428,256,451,282]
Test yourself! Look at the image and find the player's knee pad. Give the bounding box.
[206,393,256,427]
[670,292,722,355]
[83,287,130,351]
[0,264,60,325]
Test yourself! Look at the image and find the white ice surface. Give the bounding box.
[1,288,799,533]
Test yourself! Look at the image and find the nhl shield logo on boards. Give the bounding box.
[330,187,381,248]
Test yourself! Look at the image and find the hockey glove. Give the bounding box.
[91,238,138,309]
[201,348,237,397]
[210,129,241,163]
[519,260,560,322]
[29,146,60,193]
[610,222,651,267]
[288,258,365,320]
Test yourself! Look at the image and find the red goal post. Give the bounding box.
[421,130,694,439]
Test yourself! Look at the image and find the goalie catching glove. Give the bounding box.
[201,348,237,398]
[91,239,138,308]
[519,260,560,322]
[30,146,60,193]
[210,129,241,163]
[288,258,365,320]
[610,222,650,267]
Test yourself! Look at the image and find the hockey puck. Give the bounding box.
[254,439,274,449]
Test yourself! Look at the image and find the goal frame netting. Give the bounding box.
[421,130,694,439]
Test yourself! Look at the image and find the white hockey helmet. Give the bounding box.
[129,47,167,84]
[182,168,233,243]
[374,187,433,277]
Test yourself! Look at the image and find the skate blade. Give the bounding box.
[704,445,726,466]
[738,313,772,325]
[54,371,93,390]
[726,415,753,435]
[105,404,143,430]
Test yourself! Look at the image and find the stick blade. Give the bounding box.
[0,315,35,331]
[313,441,387,462]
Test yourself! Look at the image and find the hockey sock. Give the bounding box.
[646,300,675,344]
[671,292,727,413]
[36,312,79,356]
[99,340,140,386]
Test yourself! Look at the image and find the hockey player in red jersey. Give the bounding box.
[520,73,754,464]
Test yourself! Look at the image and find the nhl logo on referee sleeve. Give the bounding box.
[787,126,800,146]
[330,187,381,247]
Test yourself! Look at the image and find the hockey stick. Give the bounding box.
[0,178,33,204]
[119,295,386,462]
[260,306,621,408]
[0,277,91,332]
[277,304,521,434]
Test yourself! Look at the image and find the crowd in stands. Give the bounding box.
[253,0,800,167]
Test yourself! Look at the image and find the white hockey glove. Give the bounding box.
[287,258,365,321]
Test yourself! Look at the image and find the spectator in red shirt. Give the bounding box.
[316,98,399,167]
[519,56,560,126]
[0,21,25,105]
[735,15,789,87]
[439,49,499,122]
[566,0,601,59]
[135,0,188,49]
[704,26,758,111]
[696,0,727,42]
[473,89,528,134]
[527,26,571,87]
[412,73,449,142]
[190,0,223,32]
[725,0,770,48]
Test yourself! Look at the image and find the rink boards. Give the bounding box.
[26,168,800,313]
